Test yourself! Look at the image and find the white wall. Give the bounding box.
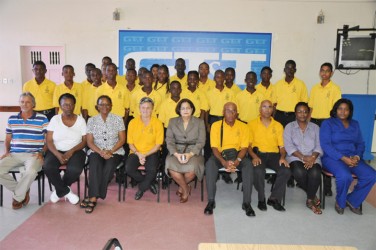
[0,0,376,140]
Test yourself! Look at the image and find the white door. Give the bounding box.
[20,46,65,84]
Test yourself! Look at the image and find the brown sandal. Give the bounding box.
[306,199,322,215]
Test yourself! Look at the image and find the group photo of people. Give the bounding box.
[1,56,375,220]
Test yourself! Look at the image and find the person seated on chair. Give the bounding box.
[248,100,291,212]
[204,102,255,217]
[283,102,323,215]
[320,98,376,215]
[125,97,164,200]
[44,93,87,205]
[165,98,206,203]
[80,95,126,213]
[0,92,48,209]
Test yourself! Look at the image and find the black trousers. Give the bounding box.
[88,153,123,199]
[125,152,159,192]
[274,110,295,128]
[290,161,321,199]
[204,115,223,162]
[44,150,86,197]
[253,152,291,202]
[205,155,253,203]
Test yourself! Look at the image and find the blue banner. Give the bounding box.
[119,30,272,88]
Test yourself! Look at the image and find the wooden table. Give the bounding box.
[198,243,357,250]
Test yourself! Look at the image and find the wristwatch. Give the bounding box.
[237,157,242,162]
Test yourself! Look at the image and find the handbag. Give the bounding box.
[220,119,238,161]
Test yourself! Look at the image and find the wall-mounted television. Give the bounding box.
[336,35,376,70]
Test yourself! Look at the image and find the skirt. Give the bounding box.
[165,154,205,181]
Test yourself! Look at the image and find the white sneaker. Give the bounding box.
[64,187,79,205]
[50,190,60,203]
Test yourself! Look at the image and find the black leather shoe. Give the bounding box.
[222,173,233,184]
[346,201,362,215]
[325,189,333,196]
[257,199,267,211]
[204,201,216,215]
[287,177,295,188]
[267,198,286,211]
[242,202,256,217]
[150,182,158,195]
[234,172,242,183]
[135,190,144,200]
[335,201,344,214]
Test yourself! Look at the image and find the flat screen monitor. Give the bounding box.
[337,35,376,69]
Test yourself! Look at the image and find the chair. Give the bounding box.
[123,165,162,202]
[167,175,204,203]
[0,167,45,206]
[102,238,123,250]
[83,161,125,202]
[321,169,361,210]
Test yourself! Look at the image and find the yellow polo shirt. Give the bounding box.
[130,88,162,117]
[198,78,216,93]
[170,74,188,88]
[309,81,342,119]
[96,82,130,117]
[158,98,180,128]
[23,78,56,110]
[255,83,275,104]
[226,83,242,95]
[248,117,284,153]
[116,75,126,86]
[81,79,91,89]
[181,88,209,117]
[235,89,265,123]
[154,82,169,101]
[127,116,164,154]
[207,87,235,116]
[53,82,83,115]
[82,84,100,117]
[210,120,249,152]
[274,77,308,112]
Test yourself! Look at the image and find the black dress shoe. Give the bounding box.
[267,198,285,211]
[325,189,333,196]
[150,182,158,195]
[335,201,344,215]
[204,201,216,215]
[346,201,362,215]
[135,190,144,200]
[257,199,267,211]
[287,177,295,188]
[242,202,256,217]
[234,172,242,183]
[222,173,233,184]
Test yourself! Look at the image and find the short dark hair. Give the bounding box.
[175,98,196,116]
[294,102,310,113]
[97,95,112,105]
[199,62,209,69]
[330,98,354,120]
[188,70,199,78]
[59,93,76,105]
[85,63,95,68]
[225,67,235,75]
[106,63,117,70]
[62,64,74,71]
[150,64,160,71]
[321,62,333,72]
[261,66,273,74]
[33,61,46,69]
[285,60,296,68]
[246,71,257,78]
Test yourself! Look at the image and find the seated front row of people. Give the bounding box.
[0,93,375,218]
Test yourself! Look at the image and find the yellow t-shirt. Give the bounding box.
[96,82,130,117]
[170,74,188,88]
[127,116,164,154]
[255,83,275,103]
[130,88,162,117]
[53,82,83,115]
[226,83,242,95]
[181,88,209,117]
[210,120,249,151]
[158,98,180,128]
[198,78,216,93]
[235,89,265,123]
[308,81,341,119]
[23,78,56,110]
[274,77,308,112]
[248,117,284,153]
[154,82,169,101]
[207,87,235,116]
[82,84,100,117]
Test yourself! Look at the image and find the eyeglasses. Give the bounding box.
[140,97,154,105]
